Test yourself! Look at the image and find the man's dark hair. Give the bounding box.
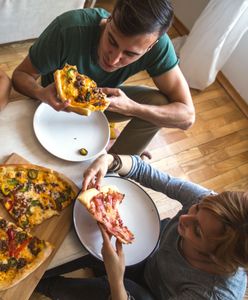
[112,0,174,36]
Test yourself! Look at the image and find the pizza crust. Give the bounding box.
[65,105,92,116]
[54,69,66,102]
[77,188,100,209]
[77,185,119,209]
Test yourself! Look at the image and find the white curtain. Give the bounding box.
[177,0,248,90]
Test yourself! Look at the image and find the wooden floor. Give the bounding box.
[1,1,247,299]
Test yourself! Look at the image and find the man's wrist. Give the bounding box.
[34,85,46,102]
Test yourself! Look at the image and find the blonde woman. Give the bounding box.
[37,154,247,300]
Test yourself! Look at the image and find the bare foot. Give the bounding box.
[140,150,152,161]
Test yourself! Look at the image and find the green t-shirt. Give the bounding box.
[29,8,179,87]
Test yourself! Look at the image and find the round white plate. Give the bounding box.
[73,176,161,266]
[33,103,110,162]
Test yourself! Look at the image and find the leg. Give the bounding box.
[36,276,155,300]
[43,254,105,278]
[124,278,155,300]
[36,276,110,300]
[105,85,169,155]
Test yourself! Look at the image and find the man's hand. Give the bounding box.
[102,87,138,116]
[40,82,69,111]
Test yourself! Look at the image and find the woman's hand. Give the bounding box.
[82,154,113,191]
[99,223,125,286]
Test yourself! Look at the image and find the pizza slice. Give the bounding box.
[0,216,53,291]
[77,185,134,244]
[54,64,110,116]
[0,164,78,230]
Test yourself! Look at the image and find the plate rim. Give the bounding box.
[73,175,161,266]
[33,103,110,162]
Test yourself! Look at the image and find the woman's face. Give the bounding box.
[97,18,159,72]
[178,204,224,255]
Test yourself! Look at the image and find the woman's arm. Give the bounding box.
[82,153,132,191]
[83,154,213,208]
[0,70,11,111]
[99,224,128,300]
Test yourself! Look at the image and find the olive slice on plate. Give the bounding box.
[79,148,88,156]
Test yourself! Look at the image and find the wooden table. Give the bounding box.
[0,100,94,299]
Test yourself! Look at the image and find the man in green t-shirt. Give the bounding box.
[12,0,195,155]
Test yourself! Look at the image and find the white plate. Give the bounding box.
[33,103,110,162]
[73,176,160,266]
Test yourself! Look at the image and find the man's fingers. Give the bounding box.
[101,87,120,97]
[51,99,69,111]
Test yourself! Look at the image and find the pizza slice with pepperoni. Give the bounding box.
[77,185,134,244]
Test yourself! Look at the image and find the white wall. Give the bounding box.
[172,0,248,104]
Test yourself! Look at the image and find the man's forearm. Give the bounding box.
[130,100,195,130]
[12,70,44,101]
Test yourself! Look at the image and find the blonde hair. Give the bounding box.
[200,191,248,274]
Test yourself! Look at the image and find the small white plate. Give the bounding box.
[33,103,110,162]
[73,176,160,266]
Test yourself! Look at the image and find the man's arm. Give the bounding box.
[0,70,11,111]
[151,65,195,129]
[12,55,68,111]
[104,65,195,130]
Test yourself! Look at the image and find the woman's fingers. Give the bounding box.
[116,239,123,255]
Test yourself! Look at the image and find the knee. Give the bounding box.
[180,106,195,130]
[148,89,169,106]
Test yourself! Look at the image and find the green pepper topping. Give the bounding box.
[85,91,91,101]
[28,169,38,180]
[7,178,19,186]
[31,199,40,206]
[8,257,17,267]
[67,67,76,79]
[1,186,10,196]
[79,148,88,156]
[20,184,29,192]
[20,218,29,228]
